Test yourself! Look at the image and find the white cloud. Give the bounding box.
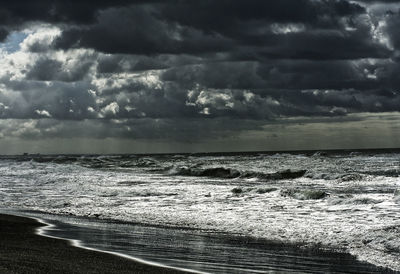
[100,102,120,117]
[270,23,306,34]
[35,109,52,117]
[20,25,61,52]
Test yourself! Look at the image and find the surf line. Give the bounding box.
[20,213,209,274]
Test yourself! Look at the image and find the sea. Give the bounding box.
[0,149,399,273]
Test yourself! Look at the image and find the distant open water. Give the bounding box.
[0,150,399,272]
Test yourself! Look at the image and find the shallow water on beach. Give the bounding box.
[0,150,399,271]
[16,212,394,274]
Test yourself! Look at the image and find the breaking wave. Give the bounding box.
[305,172,363,181]
[169,166,307,180]
[329,196,383,205]
[280,188,329,200]
[362,169,400,177]
[16,155,161,169]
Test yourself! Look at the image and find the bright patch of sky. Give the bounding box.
[0,32,28,53]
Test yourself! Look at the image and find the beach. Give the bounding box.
[1,211,397,274]
[0,152,399,272]
[0,214,186,274]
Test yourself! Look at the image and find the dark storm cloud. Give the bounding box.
[0,28,8,41]
[161,59,381,91]
[25,56,94,82]
[54,6,234,55]
[50,0,377,59]
[358,1,400,3]
[0,0,388,59]
[1,0,400,143]
[0,78,97,120]
[161,62,265,90]
[253,30,391,60]
[96,55,169,74]
[161,0,365,32]
[0,117,264,142]
[386,11,400,50]
[0,1,144,26]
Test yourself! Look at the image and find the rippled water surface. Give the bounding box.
[15,213,391,274]
[0,151,399,271]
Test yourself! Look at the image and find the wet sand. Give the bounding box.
[0,214,187,274]
[1,212,397,274]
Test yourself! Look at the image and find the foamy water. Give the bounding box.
[0,152,399,271]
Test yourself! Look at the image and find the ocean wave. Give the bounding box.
[117,181,149,186]
[169,166,307,180]
[169,166,241,179]
[242,169,307,180]
[312,151,328,157]
[362,169,400,178]
[231,187,278,195]
[78,157,160,169]
[305,172,363,181]
[280,188,329,200]
[256,187,278,194]
[31,156,78,164]
[329,196,383,205]
[23,155,160,169]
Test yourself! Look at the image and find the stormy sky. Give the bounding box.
[0,0,400,154]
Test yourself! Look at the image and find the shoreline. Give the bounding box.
[2,211,398,274]
[0,213,193,274]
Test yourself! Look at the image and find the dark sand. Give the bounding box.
[0,214,187,274]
